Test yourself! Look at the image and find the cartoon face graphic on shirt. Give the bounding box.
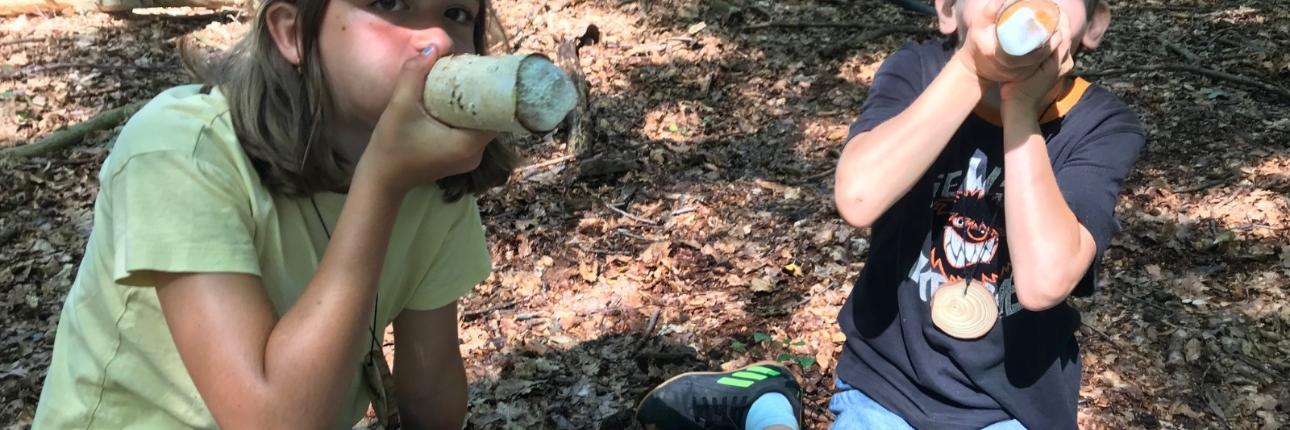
[928,189,1005,287]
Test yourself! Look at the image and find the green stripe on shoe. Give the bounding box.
[717,377,755,388]
[745,366,781,376]
[732,371,768,381]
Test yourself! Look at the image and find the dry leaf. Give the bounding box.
[749,278,774,293]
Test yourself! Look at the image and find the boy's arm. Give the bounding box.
[1000,101,1097,311]
[834,0,1053,228]
[393,301,468,429]
[997,11,1145,306]
[834,51,984,228]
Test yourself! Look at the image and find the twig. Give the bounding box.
[802,166,836,182]
[1228,351,1282,379]
[1079,322,1113,343]
[669,207,697,217]
[743,21,930,34]
[461,300,517,321]
[517,154,575,179]
[1229,223,1280,232]
[525,154,576,171]
[1079,63,1290,100]
[0,37,51,48]
[614,228,653,242]
[603,199,659,226]
[1203,391,1232,430]
[1,101,145,159]
[631,308,662,354]
[1158,35,1201,64]
[1172,179,1225,193]
[514,312,542,322]
[13,63,169,77]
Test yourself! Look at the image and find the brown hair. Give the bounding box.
[182,0,520,202]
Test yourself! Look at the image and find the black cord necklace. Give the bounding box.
[309,195,383,363]
[309,195,400,428]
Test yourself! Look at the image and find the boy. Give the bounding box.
[636,0,1143,429]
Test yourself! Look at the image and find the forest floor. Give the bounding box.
[1,0,1287,428]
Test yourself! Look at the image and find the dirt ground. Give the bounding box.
[1,0,1288,429]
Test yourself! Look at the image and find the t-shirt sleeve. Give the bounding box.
[1056,110,1145,296]
[404,198,492,311]
[109,151,260,287]
[847,42,927,139]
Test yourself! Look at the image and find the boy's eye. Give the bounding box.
[370,0,408,12]
[444,7,474,24]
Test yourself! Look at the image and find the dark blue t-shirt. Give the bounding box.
[836,39,1145,429]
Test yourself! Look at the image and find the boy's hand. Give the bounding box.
[358,44,497,195]
[955,0,1061,83]
[1001,12,1075,118]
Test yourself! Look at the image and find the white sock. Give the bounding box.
[744,392,799,430]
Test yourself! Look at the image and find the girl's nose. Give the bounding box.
[410,28,456,56]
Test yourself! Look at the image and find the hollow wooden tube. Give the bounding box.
[995,0,1061,56]
[422,54,578,134]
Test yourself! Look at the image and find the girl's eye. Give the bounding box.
[444,7,474,24]
[370,0,408,13]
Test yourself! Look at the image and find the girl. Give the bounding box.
[33,0,519,428]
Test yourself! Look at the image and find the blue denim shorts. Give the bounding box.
[828,378,1026,430]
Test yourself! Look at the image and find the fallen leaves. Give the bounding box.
[3,0,1290,428]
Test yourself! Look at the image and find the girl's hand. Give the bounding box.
[358,44,497,194]
[955,0,1060,84]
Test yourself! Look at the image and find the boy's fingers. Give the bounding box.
[1058,49,1075,77]
[1048,9,1071,53]
[980,0,1005,24]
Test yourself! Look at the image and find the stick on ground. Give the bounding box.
[1,101,144,159]
[1080,63,1290,100]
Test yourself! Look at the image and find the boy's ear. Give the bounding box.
[1081,1,1111,50]
[935,0,959,35]
[266,2,302,66]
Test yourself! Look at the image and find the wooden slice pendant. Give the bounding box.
[931,279,999,340]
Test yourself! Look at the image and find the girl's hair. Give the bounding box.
[182,0,520,202]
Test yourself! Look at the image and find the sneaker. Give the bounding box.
[636,361,802,430]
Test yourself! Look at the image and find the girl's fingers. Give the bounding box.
[389,43,446,112]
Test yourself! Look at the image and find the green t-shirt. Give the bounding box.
[33,85,492,429]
